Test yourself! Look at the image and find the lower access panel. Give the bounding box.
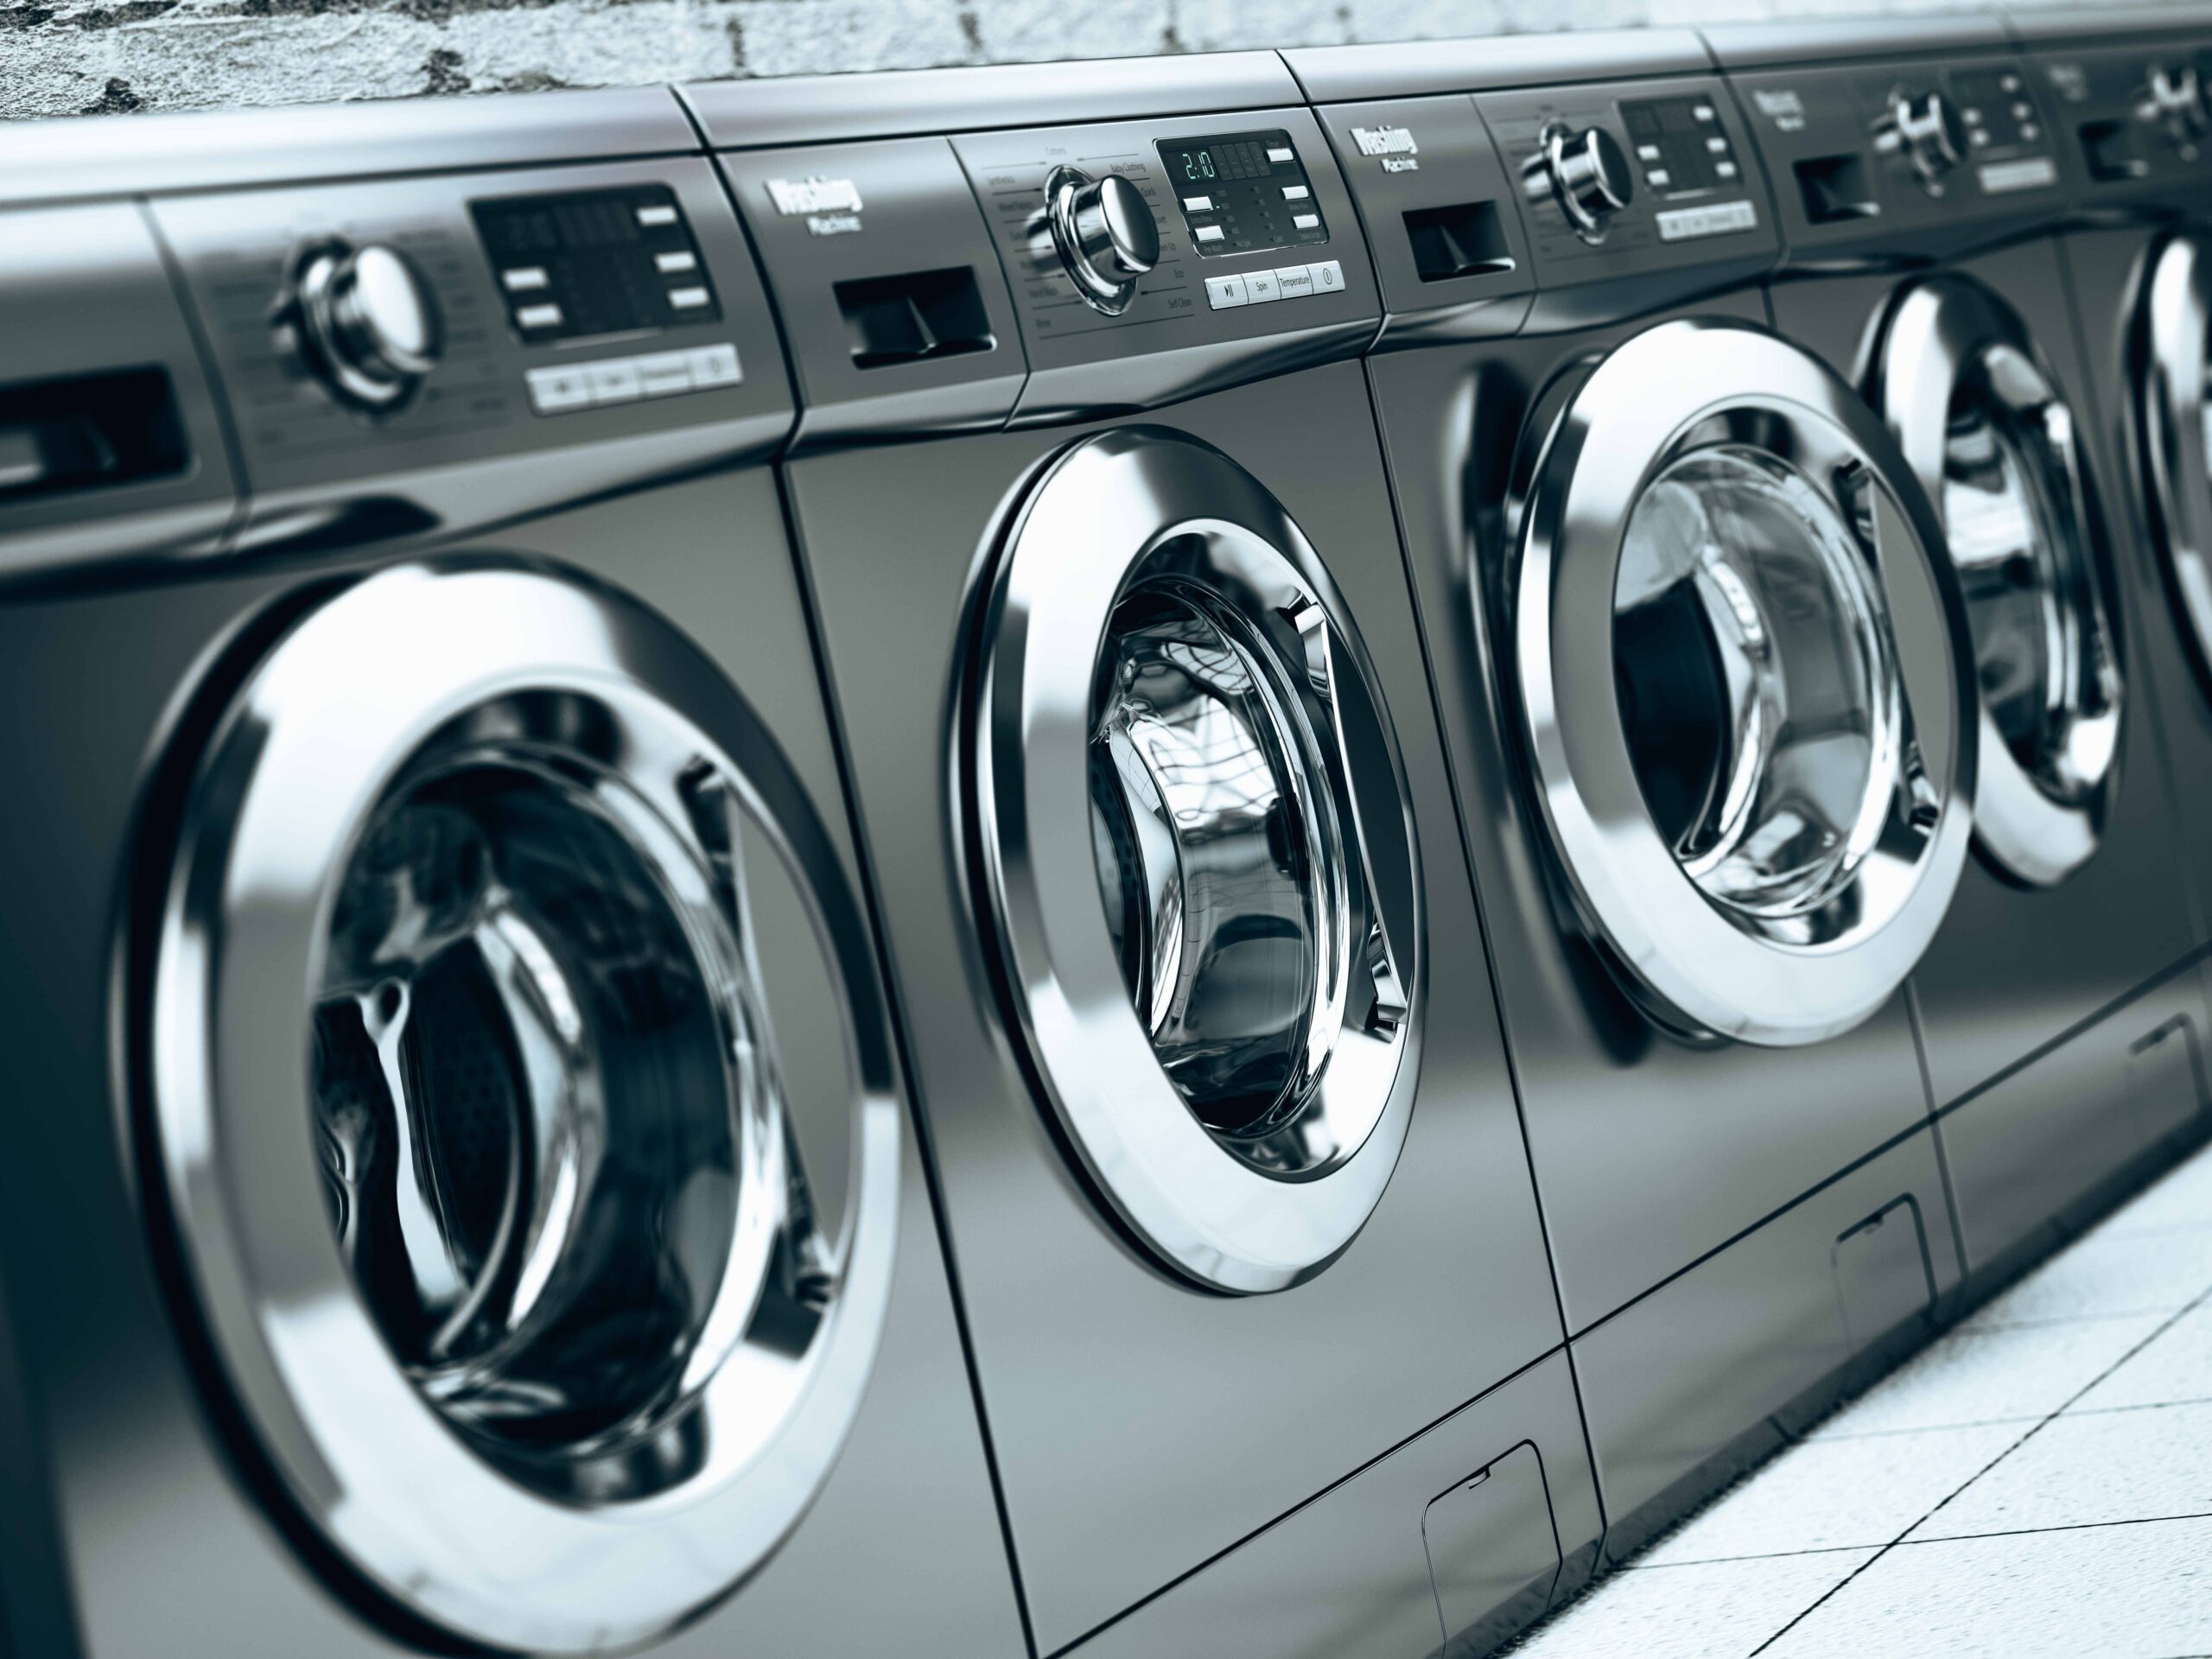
[1574,1130,1957,1565]
[1066,1352,1599,1659]
[1936,967,2212,1277]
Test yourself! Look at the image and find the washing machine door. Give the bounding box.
[969,427,1421,1296]
[140,562,901,1655]
[1510,318,1976,1047]
[2135,227,2212,705]
[1872,276,2122,887]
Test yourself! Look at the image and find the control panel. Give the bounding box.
[2024,38,2212,201]
[1475,76,1778,289]
[1730,55,2063,254]
[1156,130,1331,258]
[149,158,790,537]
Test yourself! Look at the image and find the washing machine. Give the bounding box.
[1712,17,2210,1287]
[0,92,1025,1657]
[1289,29,1972,1562]
[683,54,1599,1659]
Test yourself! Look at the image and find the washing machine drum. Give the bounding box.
[2133,227,2212,712]
[1872,275,2124,887]
[1510,318,1977,1048]
[969,427,1422,1296]
[139,563,902,1655]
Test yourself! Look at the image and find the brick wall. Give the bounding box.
[0,0,2111,122]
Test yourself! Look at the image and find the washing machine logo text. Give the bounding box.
[1351,125,1421,172]
[1751,88,1807,133]
[767,175,866,236]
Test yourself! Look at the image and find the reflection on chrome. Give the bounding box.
[1090,582,1334,1148]
[1614,446,1896,925]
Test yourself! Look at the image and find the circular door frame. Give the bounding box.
[2137,225,2212,708]
[1509,317,1978,1047]
[137,561,903,1656]
[1872,272,2125,887]
[967,426,1425,1296]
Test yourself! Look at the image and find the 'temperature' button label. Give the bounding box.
[1656,199,1758,242]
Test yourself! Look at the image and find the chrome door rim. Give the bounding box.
[1509,318,1976,1047]
[141,562,902,1655]
[969,428,1423,1294]
[2139,227,2212,707]
[1874,275,2123,887]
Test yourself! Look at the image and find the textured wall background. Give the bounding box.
[0,0,2123,122]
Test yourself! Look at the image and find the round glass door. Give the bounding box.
[2136,227,2212,708]
[1512,318,1977,1046]
[972,428,1421,1294]
[142,563,902,1655]
[1874,276,2122,886]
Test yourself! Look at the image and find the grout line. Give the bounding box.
[1635,1508,2212,1573]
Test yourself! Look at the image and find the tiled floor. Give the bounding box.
[1505,1141,2212,1658]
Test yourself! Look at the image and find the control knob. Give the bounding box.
[1872,88,1967,192]
[284,239,443,413]
[2143,61,2210,151]
[1521,122,1633,244]
[1045,166,1160,316]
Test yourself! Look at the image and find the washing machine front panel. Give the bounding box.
[970,427,1421,1293]
[1510,317,1974,1046]
[2134,228,2212,707]
[145,562,903,1654]
[1872,275,2123,885]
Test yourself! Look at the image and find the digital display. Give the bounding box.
[1154,130,1330,259]
[468,185,720,343]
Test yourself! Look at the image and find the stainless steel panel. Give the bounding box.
[2008,3,2212,44]
[1936,970,2210,1273]
[0,90,696,209]
[790,359,1564,1649]
[1284,30,1713,105]
[1573,1130,1957,1564]
[682,52,1301,150]
[1067,1353,1598,1659]
[1367,298,1941,1336]
[1702,14,2012,68]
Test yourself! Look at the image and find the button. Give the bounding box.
[1275,264,1316,299]
[1707,135,1729,154]
[1244,268,1282,303]
[2019,122,2041,143]
[2013,101,2035,121]
[1694,104,1716,122]
[637,351,694,396]
[1715,161,1738,179]
[1195,224,1226,244]
[1308,258,1344,294]
[586,359,641,404]
[654,250,699,275]
[636,203,679,227]
[1292,213,1320,231]
[1183,194,1214,212]
[685,343,743,387]
[1205,273,1249,308]
[1637,143,1662,160]
[502,267,549,291]
[2001,72,2023,92]
[1281,184,1311,200]
[525,365,592,414]
[668,286,712,310]
[1649,168,1672,188]
[516,302,563,330]
[1963,106,1986,124]
[1267,146,1294,162]
[1971,128,1993,147]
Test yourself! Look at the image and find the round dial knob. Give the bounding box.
[1873,89,1967,191]
[288,240,443,413]
[1522,122,1633,244]
[1045,167,1160,316]
[2145,61,2210,149]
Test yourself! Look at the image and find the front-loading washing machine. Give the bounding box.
[685,54,1598,1659]
[1716,16,2212,1286]
[0,92,1024,1658]
[1291,28,1973,1561]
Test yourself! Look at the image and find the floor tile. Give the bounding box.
[1503,1549,1878,1659]
[1960,1229,2212,1329]
[1643,1425,2022,1565]
[1910,1400,2212,1541]
[2074,1304,2212,1414]
[1808,1313,2167,1438]
[1758,1516,2212,1659]
[2094,1148,2212,1238]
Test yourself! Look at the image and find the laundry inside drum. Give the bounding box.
[1087,578,1338,1157]
[310,748,772,1485]
[1612,445,1896,923]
